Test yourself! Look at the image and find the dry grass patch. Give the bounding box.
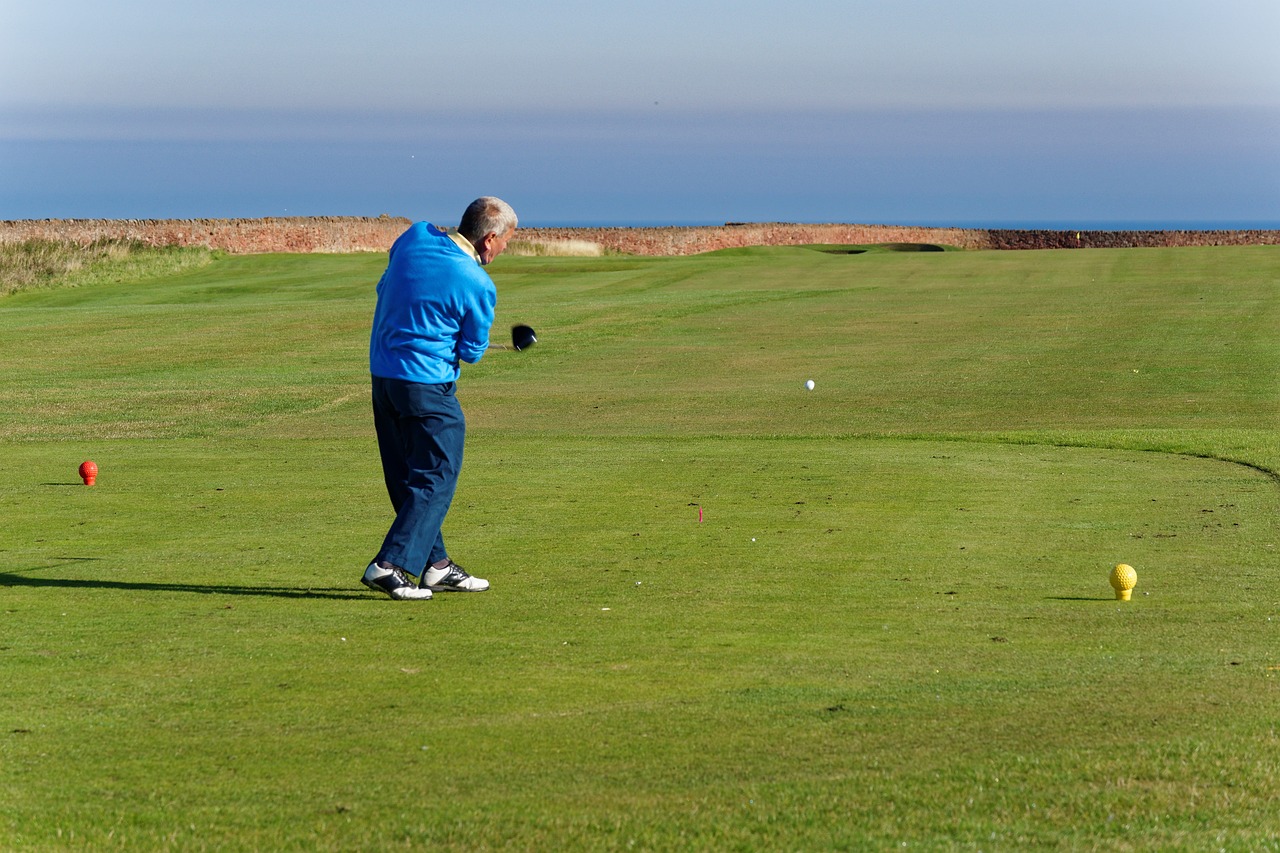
[0,238,215,296]
[505,238,605,258]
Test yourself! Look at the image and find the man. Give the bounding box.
[361,197,517,600]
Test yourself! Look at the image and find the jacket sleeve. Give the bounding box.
[456,281,496,364]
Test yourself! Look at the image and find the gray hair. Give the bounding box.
[458,196,518,244]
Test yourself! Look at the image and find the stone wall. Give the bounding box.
[518,223,989,254]
[982,229,1280,250]
[0,216,412,254]
[1,216,1276,255]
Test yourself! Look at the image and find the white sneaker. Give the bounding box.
[361,562,433,600]
[422,560,489,592]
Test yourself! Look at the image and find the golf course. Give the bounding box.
[2,238,1278,849]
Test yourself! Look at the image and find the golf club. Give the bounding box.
[488,324,538,351]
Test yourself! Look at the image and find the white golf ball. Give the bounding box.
[805,379,815,391]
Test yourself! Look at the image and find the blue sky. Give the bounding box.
[2,1,1278,225]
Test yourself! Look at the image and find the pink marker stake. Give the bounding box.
[698,506,703,523]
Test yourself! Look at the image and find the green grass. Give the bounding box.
[2,243,1278,850]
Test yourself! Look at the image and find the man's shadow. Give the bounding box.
[2,562,368,600]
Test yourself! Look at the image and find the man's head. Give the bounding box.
[459,197,518,265]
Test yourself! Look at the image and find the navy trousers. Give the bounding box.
[371,376,465,575]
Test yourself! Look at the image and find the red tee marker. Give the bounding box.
[79,460,98,486]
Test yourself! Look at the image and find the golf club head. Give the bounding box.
[512,324,537,351]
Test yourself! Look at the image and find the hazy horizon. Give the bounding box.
[3,2,1277,226]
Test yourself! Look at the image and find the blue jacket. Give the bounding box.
[370,222,495,384]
